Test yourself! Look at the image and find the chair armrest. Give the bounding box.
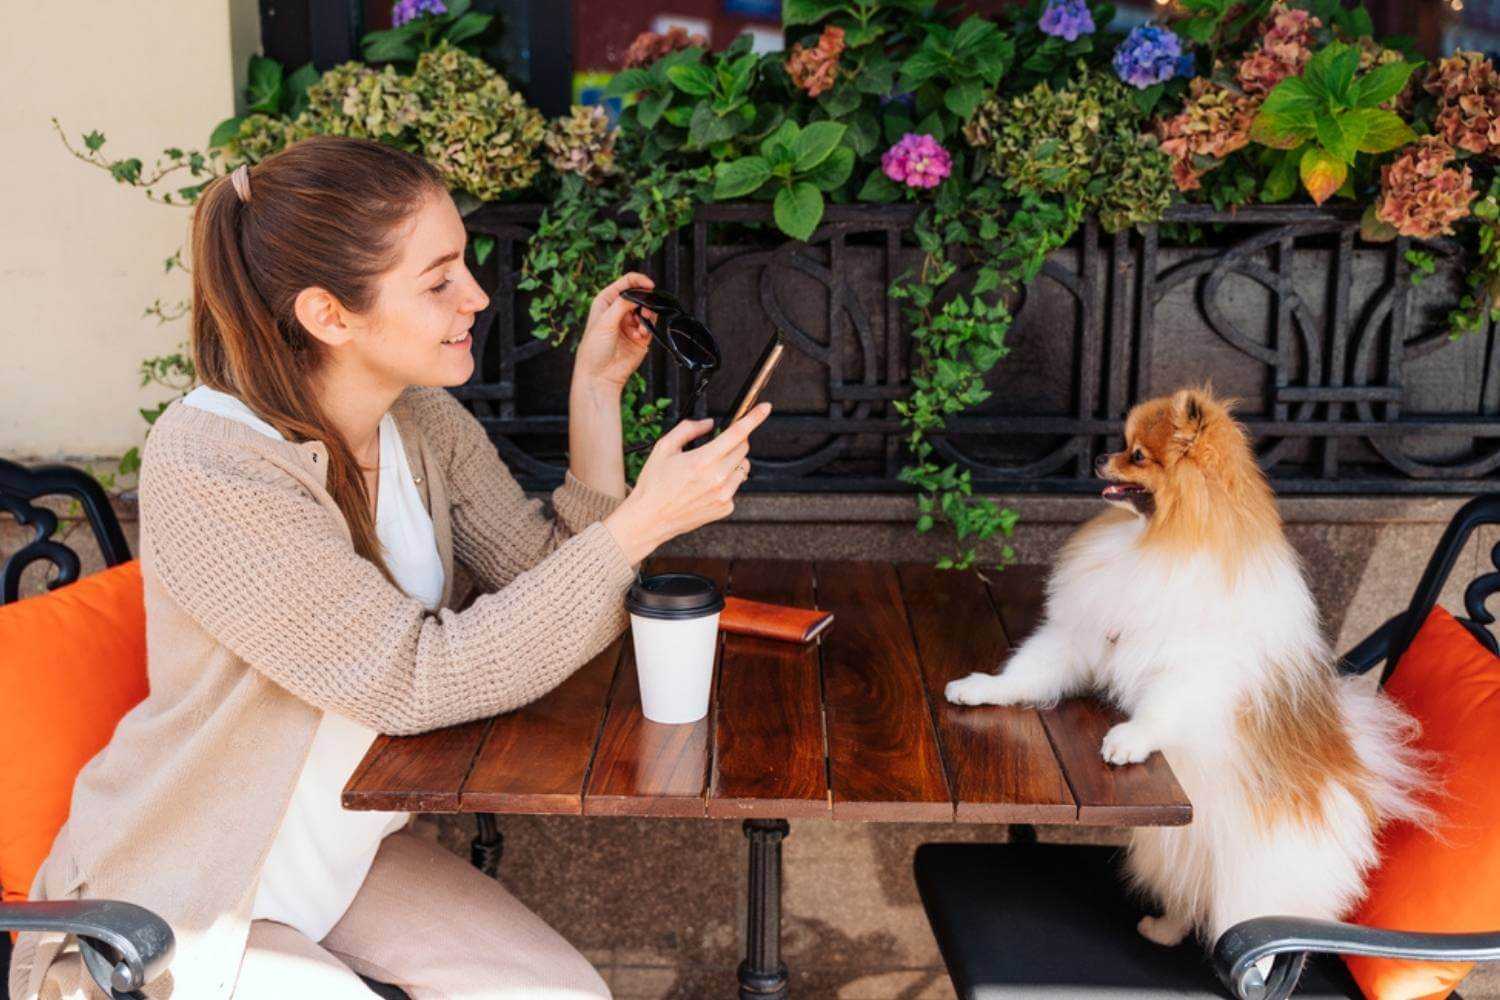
[0,899,174,998]
[1338,613,1404,676]
[1214,916,1500,1000]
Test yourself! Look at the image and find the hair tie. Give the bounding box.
[230,164,252,204]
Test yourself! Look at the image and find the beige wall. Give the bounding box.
[1,0,261,463]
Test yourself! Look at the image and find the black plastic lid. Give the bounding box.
[625,572,725,621]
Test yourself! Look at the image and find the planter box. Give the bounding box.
[456,202,1497,495]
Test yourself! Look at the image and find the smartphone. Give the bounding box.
[720,332,785,431]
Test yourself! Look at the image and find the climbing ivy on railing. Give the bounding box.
[892,179,1085,571]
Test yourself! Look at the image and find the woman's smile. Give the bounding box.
[440,329,471,348]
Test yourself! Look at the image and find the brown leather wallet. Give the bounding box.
[719,596,834,644]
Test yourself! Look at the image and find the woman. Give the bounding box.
[10,134,769,1000]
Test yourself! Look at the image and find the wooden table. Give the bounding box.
[344,560,1192,998]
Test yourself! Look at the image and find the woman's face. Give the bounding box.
[349,190,490,390]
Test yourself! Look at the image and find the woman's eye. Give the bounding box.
[429,279,451,295]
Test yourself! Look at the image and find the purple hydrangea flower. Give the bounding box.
[881,133,953,190]
[1112,25,1185,89]
[1038,0,1096,42]
[392,0,446,27]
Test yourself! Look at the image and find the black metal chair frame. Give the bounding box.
[919,493,1500,1000]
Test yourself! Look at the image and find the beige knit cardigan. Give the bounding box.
[10,386,637,1000]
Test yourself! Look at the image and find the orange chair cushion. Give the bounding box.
[1344,606,1500,1000]
[0,560,148,904]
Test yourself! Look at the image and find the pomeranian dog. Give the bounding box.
[945,387,1430,950]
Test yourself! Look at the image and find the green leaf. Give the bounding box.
[1352,60,1418,108]
[1249,82,1318,149]
[901,48,948,87]
[793,120,847,171]
[1131,82,1165,116]
[1347,108,1415,152]
[361,32,417,63]
[714,156,772,199]
[773,181,824,240]
[1262,146,1303,201]
[283,63,319,116]
[803,145,855,192]
[666,62,716,97]
[443,11,491,44]
[208,116,244,150]
[245,55,283,114]
[604,68,655,96]
[1304,42,1358,102]
[915,111,945,143]
[470,233,496,267]
[1315,110,1357,164]
[855,55,897,95]
[760,119,800,160]
[857,167,902,203]
[687,103,741,149]
[636,90,672,128]
[883,112,915,144]
[782,0,834,26]
[845,110,880,156]
[944,80,984,119]
[662,105,695,127]
[952,16,992,54]
[818,82,862,116]
[1300,146,1347,204]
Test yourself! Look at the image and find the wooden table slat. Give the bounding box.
[342,719,490,813]
[581,557,728,817]
[708,559,830,819]
[988,564,1192,827]
[897,563,1077,824]
[458,638,623,814]
[815,561,953,822]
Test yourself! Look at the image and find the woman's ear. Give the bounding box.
[293,286,358,349]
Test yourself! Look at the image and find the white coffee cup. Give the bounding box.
[626,572,725,725]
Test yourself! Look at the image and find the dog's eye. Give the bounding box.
[1131,449,1145,464]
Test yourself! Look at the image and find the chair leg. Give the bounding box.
[739,819,790,999]
[471,813,503,877]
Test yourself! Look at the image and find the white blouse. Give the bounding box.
[181,385,444,941]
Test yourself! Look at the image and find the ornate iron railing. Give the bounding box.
[455,202,1499,495]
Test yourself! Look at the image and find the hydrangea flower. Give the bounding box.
[786,25,846,98]
[1375,137,1478,239]
[1039,0,1095,42]
[623,26,705,69]
[1235,3,1319,97]
[543,104,619,185]
[392,0,446,28]
[1113,25,1186,89]
[1154,78,1256,191]
[881,133,952,189]
[1425,51,1500,157]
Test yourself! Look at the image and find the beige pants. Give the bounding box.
[233,831,611,999]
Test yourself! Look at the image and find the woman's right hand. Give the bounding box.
[603,402,773,566]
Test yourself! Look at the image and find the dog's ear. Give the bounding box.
[1171,388,1209,453]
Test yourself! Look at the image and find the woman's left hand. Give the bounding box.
[573,273,656,392]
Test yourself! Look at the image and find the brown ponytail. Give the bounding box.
[189,135,447,581]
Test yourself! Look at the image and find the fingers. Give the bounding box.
[598,272,654,309]
[655,417,715,454]
[716,459,750,501]
[701,402,772,459]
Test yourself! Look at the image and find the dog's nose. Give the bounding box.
[1094,453,1111,476]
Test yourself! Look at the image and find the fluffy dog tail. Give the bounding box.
[1340,674,1437,833]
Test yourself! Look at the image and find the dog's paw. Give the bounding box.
[1137,914,1189,948]
[945,672,1014,706]
[1100,721,1156,765]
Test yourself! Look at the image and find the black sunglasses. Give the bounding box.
[621,288,722,454]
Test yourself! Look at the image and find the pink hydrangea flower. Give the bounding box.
[881,133,952,189]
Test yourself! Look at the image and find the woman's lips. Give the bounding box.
[442,332,472,348]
